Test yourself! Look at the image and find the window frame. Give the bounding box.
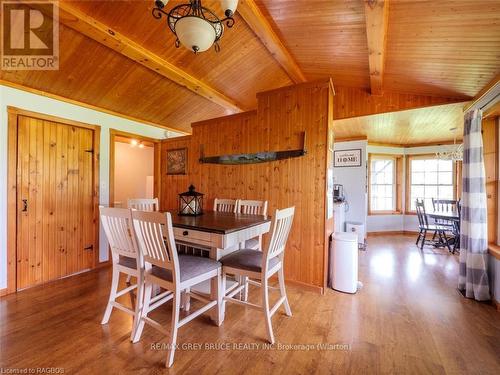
[368,154,403,215]
[405,154,457,214]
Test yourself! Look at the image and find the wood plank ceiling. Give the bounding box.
[0,0,499,137]
[333,101,468,145]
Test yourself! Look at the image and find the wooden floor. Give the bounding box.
[1,234,499,374]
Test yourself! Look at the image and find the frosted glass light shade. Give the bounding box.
[221,0,238,15]
[175,16,216,53]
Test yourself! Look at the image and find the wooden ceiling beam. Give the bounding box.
[238,0,307,84]
[364,0,389,95]
[56,2,245,113]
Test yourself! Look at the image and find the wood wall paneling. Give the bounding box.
[482,117,498,244]
[161,82,332,289]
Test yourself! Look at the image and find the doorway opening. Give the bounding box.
[109,130,161,210]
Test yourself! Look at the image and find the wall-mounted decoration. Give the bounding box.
[167,148,187,175]
[199,132,307,165]
[334,149,362,167]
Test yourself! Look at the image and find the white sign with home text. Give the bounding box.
[334,149,362,167]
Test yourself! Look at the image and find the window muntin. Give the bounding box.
[370,158,396,212]
[409,158,454,211]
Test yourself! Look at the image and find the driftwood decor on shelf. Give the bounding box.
[199,132,307,165]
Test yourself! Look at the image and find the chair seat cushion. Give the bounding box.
[118,255,137,269]
[220,249,280,273]
[244,237,260,250]
[152,255,221,282]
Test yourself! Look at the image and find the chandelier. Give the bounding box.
[436,127,463,161]
[152,0,239,53]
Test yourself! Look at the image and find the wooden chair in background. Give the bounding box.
[415,199,451,251]
[220,207,295,344]
[127,198,159,212]
[99,206,143,341]
[131,211,223,368]
[431,198,459,227]
[214,198,237,213]
[236,199,269,250]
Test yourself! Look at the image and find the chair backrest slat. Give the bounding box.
[99,207,139,261]
[214,198,237,213]
[237,200,268,216]
[432,198,458,213]
[132,211,178,277]
[264,207,295,263]
[415,199,428,227]
[128,198,159,212]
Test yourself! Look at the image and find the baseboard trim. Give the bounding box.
[268,276,323,294]
[0,288,7,297]
[368,230,418,236]
[95,260,112,269]
[286,279,324,294]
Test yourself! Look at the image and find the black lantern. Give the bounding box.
[178,185,204,216]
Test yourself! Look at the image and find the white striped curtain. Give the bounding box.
[458,109,490,301]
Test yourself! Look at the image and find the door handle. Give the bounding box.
[21,199,28,212]
[84,245,94,251]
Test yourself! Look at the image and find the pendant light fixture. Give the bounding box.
[436,127,464,161]
[152,0,239,53]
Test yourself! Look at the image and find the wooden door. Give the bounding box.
[16,115,96,290]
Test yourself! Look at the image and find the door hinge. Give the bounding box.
[84,245,94,251]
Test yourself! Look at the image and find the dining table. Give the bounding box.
[427,210,460,222]
[166,210,272,324]
[427,209,460,252]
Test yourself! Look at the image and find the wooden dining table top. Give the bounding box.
[164,211,271,235]
[427,210,460,221]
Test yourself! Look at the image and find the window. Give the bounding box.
[408,157,454,211]
[368,155,402,214]
[370,158,395,211]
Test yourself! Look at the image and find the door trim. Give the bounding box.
[108,129,162,210]
[6,106,101,294]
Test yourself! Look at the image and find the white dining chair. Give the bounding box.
[220,206,295,344]
[127,198,159,211]
[236,200,268,250]
[214,198,237,213]
[125,198,159,283]
[99,206,143,341]
[131,210,223,368]
[235,200,269,301]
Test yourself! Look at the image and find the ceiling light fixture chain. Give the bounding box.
[152,0,238,54]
